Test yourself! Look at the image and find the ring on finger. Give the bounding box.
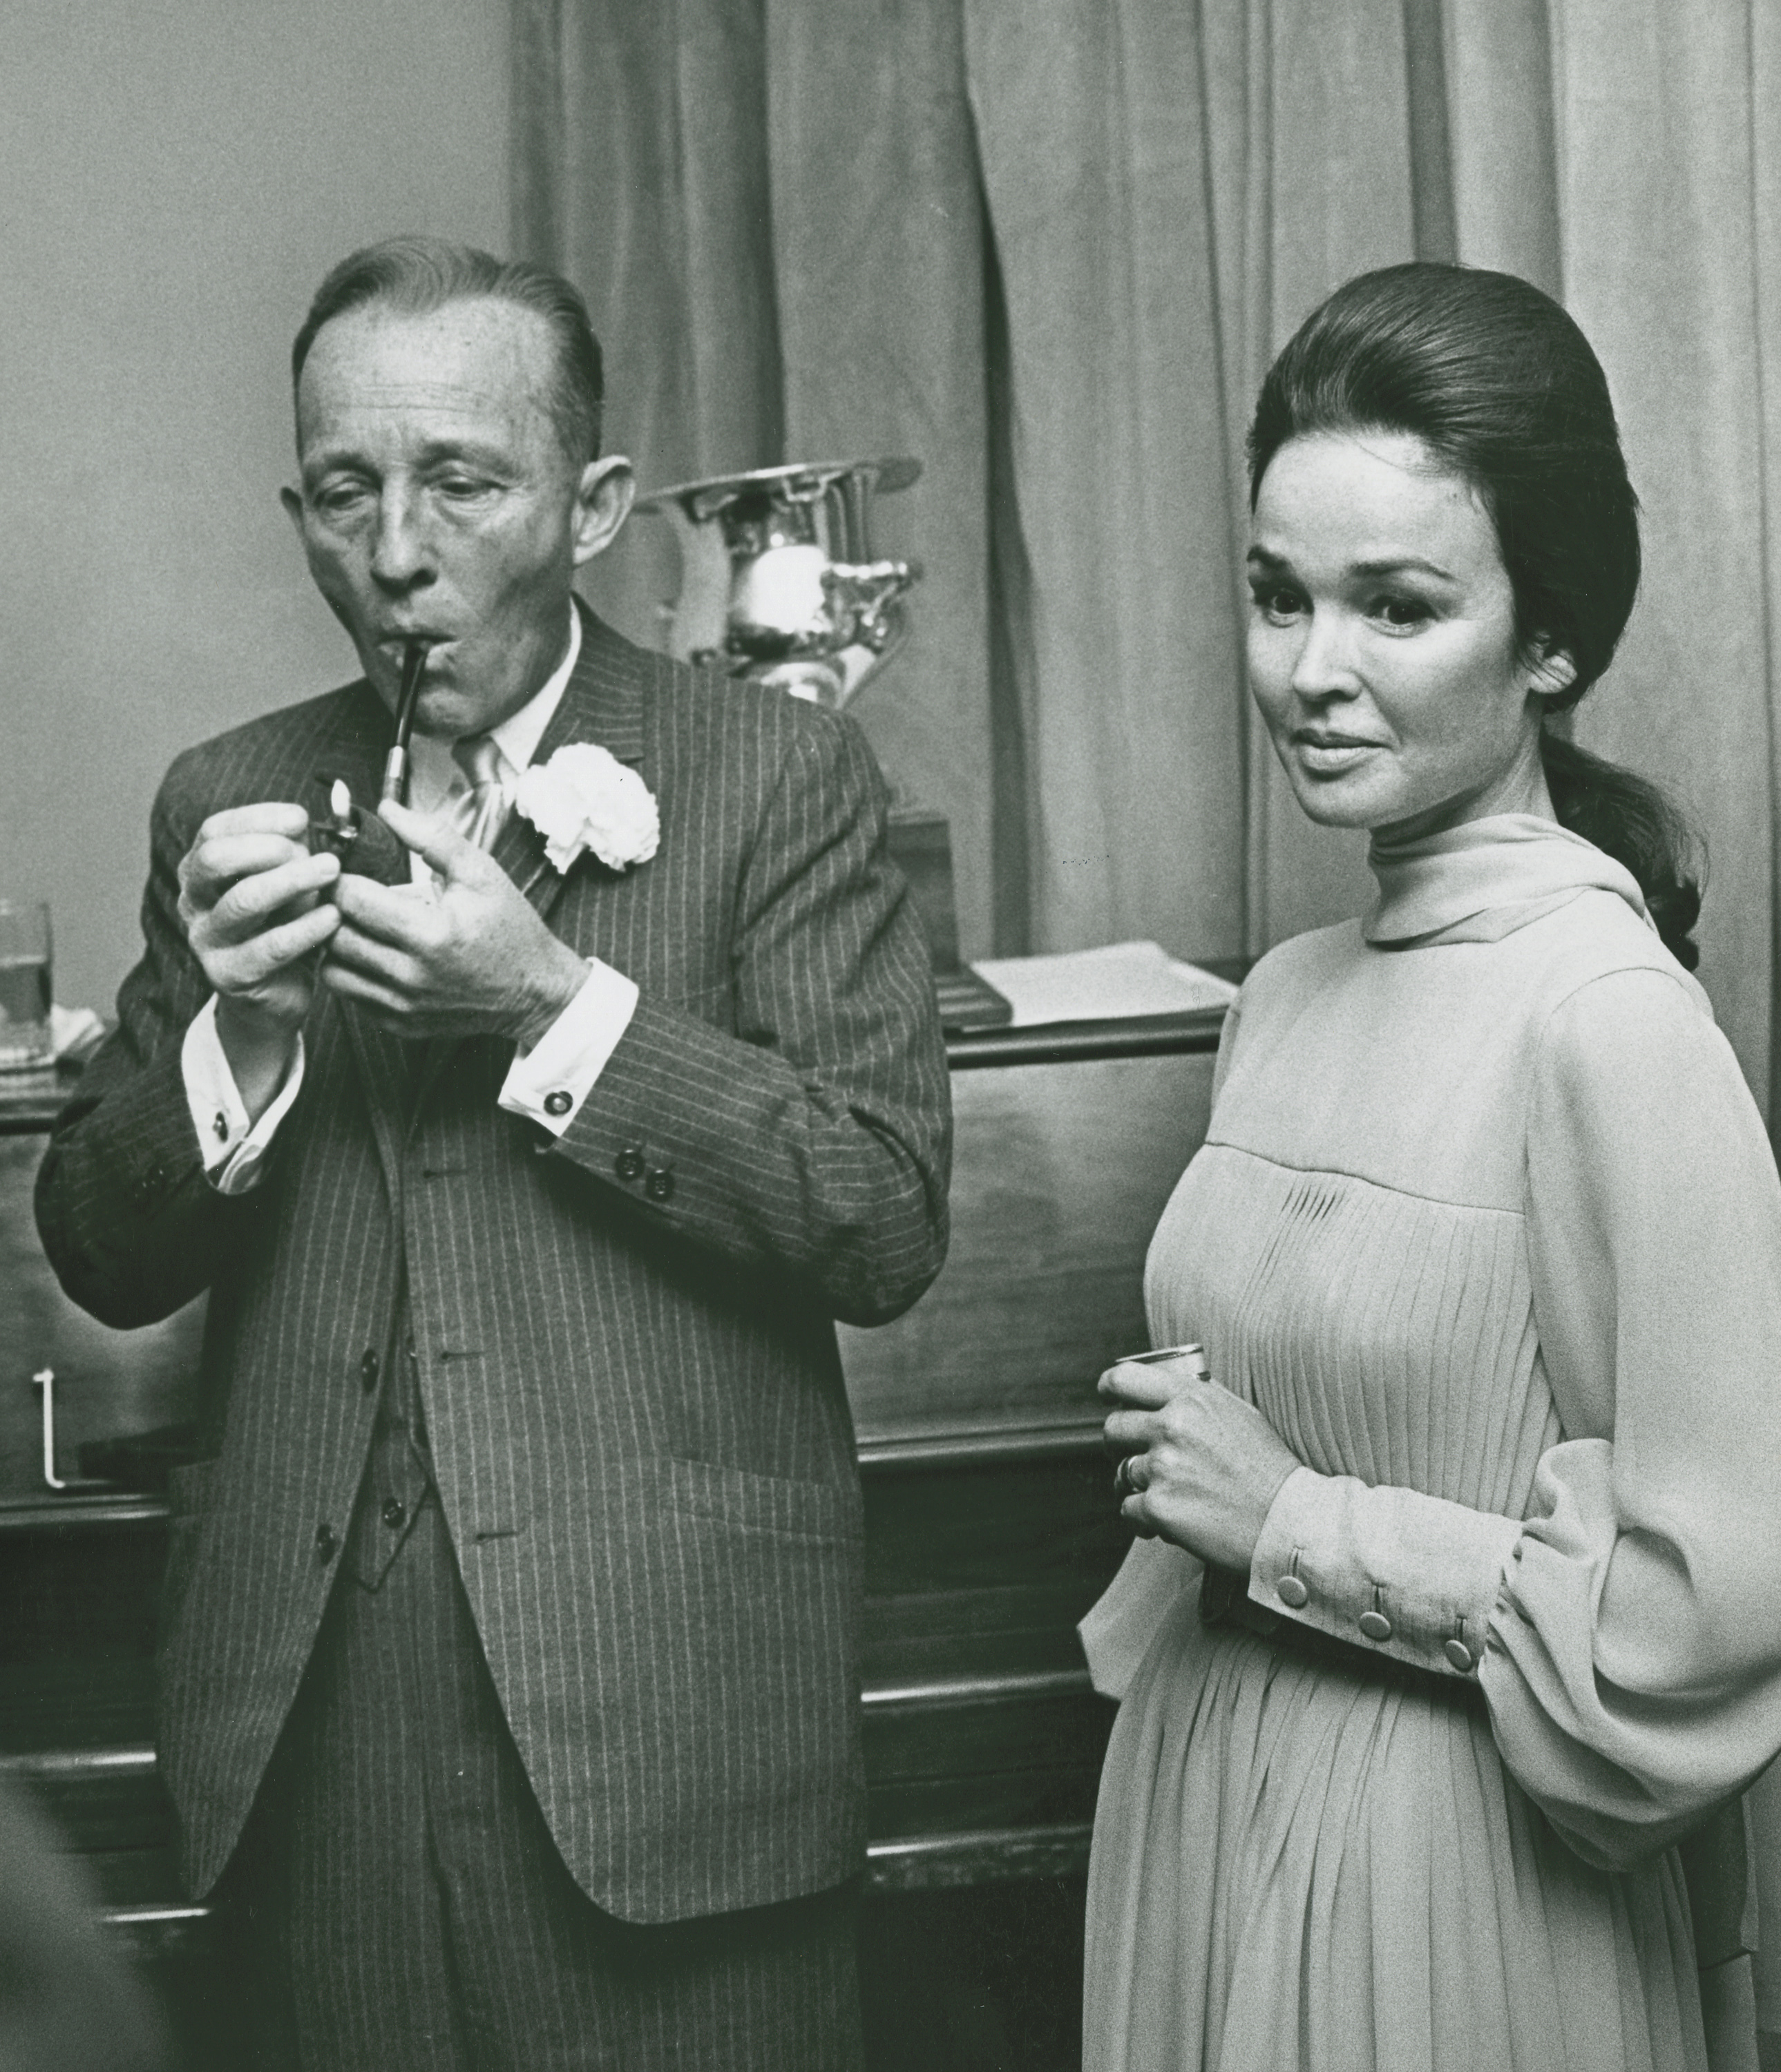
[1114,1455,1142,1499]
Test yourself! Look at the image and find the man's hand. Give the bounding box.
[321,800,588,1046]
[1100,1357,1301,1572]
[177,804,341,1114]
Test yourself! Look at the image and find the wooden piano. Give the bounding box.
[0,1003,1223,2067]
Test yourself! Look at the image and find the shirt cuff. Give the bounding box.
[498,959,640,1135]
[1248,1465,1522,1680]
[181,995,306,1196]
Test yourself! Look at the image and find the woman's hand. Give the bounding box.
[1101,1359,1301,1572]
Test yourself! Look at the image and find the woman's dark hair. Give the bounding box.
[1247,262,1702,968]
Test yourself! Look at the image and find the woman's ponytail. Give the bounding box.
[1539,731,1702,969]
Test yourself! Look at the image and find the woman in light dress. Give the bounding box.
[1083,262,1781,2072]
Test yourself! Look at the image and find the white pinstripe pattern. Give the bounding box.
[36,606,952,1926]
[219,1496,861,2070]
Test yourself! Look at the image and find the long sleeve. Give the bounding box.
[533,710,952,1326]
[1485,966,1781,1868]
[36,751,278,1326]
[1242,961,1781,1872]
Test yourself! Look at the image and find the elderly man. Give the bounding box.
[36,237,951,2070]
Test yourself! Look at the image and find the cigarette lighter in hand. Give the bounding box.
[308,779,360,874]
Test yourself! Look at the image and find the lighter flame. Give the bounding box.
[330,779,353,823]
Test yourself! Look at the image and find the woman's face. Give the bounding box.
[1246,430,1572,843]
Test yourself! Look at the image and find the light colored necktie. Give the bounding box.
[451,733,507,852]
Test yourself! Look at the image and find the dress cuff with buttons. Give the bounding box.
[497,957,640,1137]
[181,995,307,1197]
[1248,1464,1523,1679]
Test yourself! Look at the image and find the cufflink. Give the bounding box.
[543,1089,572,1117]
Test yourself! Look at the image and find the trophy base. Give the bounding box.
[886,805,1012,1033]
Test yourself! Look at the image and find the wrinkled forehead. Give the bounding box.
[294,296,558,457]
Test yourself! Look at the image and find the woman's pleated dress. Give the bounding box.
[1081,816,1781,2072]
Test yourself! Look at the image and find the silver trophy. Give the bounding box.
[634,456,1009,1030]
[635,458,921,707]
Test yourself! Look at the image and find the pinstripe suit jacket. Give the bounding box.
[35,607,951,1923]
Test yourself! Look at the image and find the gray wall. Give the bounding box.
[0,0,508,1015]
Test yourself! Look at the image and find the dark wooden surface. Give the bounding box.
[1,1006,1223,2066]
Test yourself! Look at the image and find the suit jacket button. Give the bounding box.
[544,1089,572,1117]
[381,1497,406,1530]
[359,1350,381,1393]
[615,1146,646,1182]
[315,1523,339,1564]
[645,1167,675,1202]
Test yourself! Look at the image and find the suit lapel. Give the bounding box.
[410,604,652,1117]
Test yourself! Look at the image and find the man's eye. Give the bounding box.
[313,481,371,517]
[434,475,494,500]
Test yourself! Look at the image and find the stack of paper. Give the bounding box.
[969,940,1238,1029]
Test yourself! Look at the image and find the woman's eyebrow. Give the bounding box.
[1349,555,1458,582]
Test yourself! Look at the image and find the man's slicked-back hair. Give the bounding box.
[292,235,604,466]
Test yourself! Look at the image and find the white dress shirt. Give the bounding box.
[184,605,640,1192]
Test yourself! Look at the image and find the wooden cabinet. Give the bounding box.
[0,1012,1221,2063]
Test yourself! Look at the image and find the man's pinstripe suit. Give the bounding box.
[36,607,952,1944]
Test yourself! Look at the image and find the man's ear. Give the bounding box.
[570,456,635,567]
[280,485,305,537]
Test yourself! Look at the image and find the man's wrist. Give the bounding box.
[214,996,302,1122]
[512,941,594,1053]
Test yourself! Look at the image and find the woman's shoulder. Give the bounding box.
[1520,888,1713,1028]
[1235,917,1369,1014]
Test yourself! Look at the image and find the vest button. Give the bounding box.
[314,1523,339,1564]
[382,1498,407,1531]
[359,1350,380,1393]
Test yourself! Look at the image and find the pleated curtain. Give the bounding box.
[514,0,1781,2038]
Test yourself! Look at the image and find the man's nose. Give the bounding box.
[1288,608,1362,701]
[368,483,436,591]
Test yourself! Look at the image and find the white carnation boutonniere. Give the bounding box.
[514,742,660,875]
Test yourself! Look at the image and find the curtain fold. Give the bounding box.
[513,0,1781,1090]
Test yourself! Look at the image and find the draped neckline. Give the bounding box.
[1364,812,1652,947]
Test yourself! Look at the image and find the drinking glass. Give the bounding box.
[0,901,53,1070]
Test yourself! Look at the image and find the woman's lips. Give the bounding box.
[1292,734,1382,776]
